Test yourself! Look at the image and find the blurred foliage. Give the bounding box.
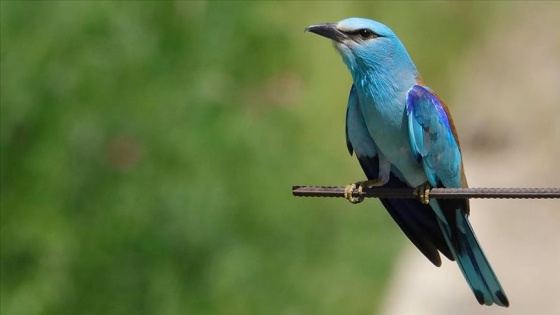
[1,1,504,315]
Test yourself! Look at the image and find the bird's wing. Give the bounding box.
[346,85,453,266]
[405,87,508,305]
[406,85,466,189]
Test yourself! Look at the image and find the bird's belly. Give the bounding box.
[360,98,428,187]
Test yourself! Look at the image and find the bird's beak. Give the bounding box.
[305,23,347,43]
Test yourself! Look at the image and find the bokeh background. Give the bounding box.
[2,2,559,315]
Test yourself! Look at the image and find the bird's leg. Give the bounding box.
[345,154,391,204]
[413,182,432,205]
[343,183,363,204]
[344,178,387,204]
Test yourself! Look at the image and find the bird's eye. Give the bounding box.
[357,29,376,40]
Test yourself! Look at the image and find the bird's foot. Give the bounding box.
[413,182,432,205]
[343,178,386,204]
[343,183,363,204]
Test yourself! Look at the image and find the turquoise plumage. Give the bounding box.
[306,17,509,307]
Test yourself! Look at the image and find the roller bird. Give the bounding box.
[306,17,509,307]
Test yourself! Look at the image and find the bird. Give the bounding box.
[305,17,509,307]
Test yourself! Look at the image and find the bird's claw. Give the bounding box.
[413,183,432,204]
[344,183,364,204]
[344,178,385,204]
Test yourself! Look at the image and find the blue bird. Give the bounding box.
[306,18,509,307]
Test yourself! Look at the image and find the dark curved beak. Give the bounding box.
[305,23,347,42]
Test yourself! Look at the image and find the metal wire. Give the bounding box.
[292,186,560,199]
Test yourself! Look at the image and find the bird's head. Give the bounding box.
[306,18,414,76]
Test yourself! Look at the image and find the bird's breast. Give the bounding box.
[357,87,406,144]
[357,88,428,187]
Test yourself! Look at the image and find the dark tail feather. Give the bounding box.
[457,213,509,306]
[380,197,453,266]
[357,155,454,265]
[436,206,509,307]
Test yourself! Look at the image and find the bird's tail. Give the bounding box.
[433,201,509,307]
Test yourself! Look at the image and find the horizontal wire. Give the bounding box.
[292,186,560,199]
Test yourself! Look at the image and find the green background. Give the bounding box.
[1,2,509,314]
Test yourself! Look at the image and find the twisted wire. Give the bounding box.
[292,186,560,199]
